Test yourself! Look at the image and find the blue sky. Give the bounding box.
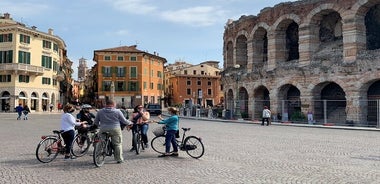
[1,0,293,79]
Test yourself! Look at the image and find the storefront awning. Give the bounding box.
[0,97,10,99]
[41,97,49,100]
[30,97,39,99]
[18,97,28,99]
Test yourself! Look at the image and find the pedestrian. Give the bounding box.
[93,99,133,163]
[130,105,150,151]
[262,106,271,126]
[307,110,313,124]
[15,104,23,120]
[23,105,31,120]
[61,104,86,160]
[42,104,47,111]
[155,107,179,157]
[49,103,54,112]
[57,103,62,112]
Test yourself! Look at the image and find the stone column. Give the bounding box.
[343,16,366,63]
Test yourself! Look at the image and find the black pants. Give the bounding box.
[62,130,75,154]
[262,118,270,126]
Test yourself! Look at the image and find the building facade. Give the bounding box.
[0,13,67,112]
[93,45,166,108]
[164,61,223,107]
[222,0,380,126]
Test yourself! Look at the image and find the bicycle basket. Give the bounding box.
[152,126,165,137]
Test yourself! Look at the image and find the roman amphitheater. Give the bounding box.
[221,0,380,127]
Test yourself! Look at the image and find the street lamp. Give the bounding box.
[110,81,115,102]
[234,65,242,120]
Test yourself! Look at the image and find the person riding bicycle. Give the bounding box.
[76,104,96,144]
[155,107,179,157]
[93,99,132,163]
[130,105,150,151]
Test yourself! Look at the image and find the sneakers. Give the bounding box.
[170,152,179,157]
[117,160,124,164]
[64,155,76,160]
[144,144,149,148]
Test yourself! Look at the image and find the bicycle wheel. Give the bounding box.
[184,136,204,159]
[36,137,60,163]
[151,135,166,154]
[93,141,106,167]
[135,133,141,154]
[71,134,90,157]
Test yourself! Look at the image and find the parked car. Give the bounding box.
[145,104,162,115]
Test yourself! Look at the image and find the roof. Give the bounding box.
[94,45,167,62]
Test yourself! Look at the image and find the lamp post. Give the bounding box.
[234,65,242,120]
[110,81,115,102]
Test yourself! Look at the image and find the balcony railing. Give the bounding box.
[0,63,45,76]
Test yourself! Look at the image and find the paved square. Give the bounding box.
[0,112,379,183]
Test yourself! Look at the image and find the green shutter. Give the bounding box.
[102,66,105,74]
[27,52,30,64]
[18,51,22,63]
[8,33,12,42]
[26,76,29,83]
[8,50,12,63]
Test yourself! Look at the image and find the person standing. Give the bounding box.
[15,104,23,120]
[262,106,271,126]
[307,110,314,124]
[155,107,179,157]
[93,99,132,163]
[49,103,54,112]
[61,104,85,160]
[23,105,31,120]
[130,105,150,151]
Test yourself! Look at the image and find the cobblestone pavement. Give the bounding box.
[0,112,379,184]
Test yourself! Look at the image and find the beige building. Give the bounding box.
[164,61,223,107]
[0,13,66,112]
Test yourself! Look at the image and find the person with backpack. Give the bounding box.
[262,106,271,126]
[23,105,31,120]
[15,104,23,120]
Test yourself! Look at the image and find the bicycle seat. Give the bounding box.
[182,128,191,131]
[53,130,64,134]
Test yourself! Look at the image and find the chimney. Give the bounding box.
[48,28,54,35]
[31,26,37,30]
[4,13,10,19]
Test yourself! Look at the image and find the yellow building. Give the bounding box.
[0,13,67,112]
[93,45,166,108]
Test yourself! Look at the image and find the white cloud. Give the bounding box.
[106,0,156,14]
[160,6,226,27]
[0,2,49,16]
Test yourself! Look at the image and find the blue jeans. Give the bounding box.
[131,124,149,146]
[165,130,178,153]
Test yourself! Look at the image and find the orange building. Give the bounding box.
[93,45,166,108]
[164,61,223,107]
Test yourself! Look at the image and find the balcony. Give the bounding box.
[0,63,45,76]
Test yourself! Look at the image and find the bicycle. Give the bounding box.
[36,130,66,163]
[131,124,145,155]
[151,126,205,159]
[92,131,113,167]
[71,127,98,157]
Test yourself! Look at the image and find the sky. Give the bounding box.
[1,0,295,79]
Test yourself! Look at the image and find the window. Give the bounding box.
[143,82,147,90]
[128,81,138,91]
[208,81,212,86]
[42,40,52,49]
[20,34,30,44]
[117,56,124,61]
[102,67,112,77]
[201,71,204,75]
[53,43,58,52]
[53,79,57,86]
[187,80,191,85]
[150,82,154,89]
[18,75,29,83]
[102,81,111,91]
[41,56,52,68]
[104,56,111,61]
[18,51,31,64]
[130,67,137,78]
[0,50,13,63]
[116,67,126,77]
[197,80,201,85]
[184,70,188,75]
[53,61,58,71]
[130,56,137,61]
[157,83,162,90]
[0,33,12,42]
[0,75,11,82]
[208,89,212,95]
[151,70,154,77]
[193,70,196,75]
[42,77,51,84]
[116,81,126,91]
[187,88,191,95]
[157,71,162,78]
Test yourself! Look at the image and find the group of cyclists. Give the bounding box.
[60,99,178,163]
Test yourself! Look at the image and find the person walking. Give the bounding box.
[262,106,271,126]
[93,99,132,163]
[61,104,86,160]
[15,104,23,120]
[130,105,150,151]
[23,105,31,120]
[155,107,179,157]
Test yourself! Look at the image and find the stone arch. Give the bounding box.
[235,34,248,67]
[238,87,249,118]
[1,91,11,112]
[366,80,380,126]
[42,92,49,111]
[305,5,344,60]
[272,14,301,63]
[312,82,347,123]
[18,91,28,106]
[278,84,301,122]
[253,85,270,120]
[225,40,234,68]
[30,92,39,111]
[226,89,234,112]
[251,23,269,68]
